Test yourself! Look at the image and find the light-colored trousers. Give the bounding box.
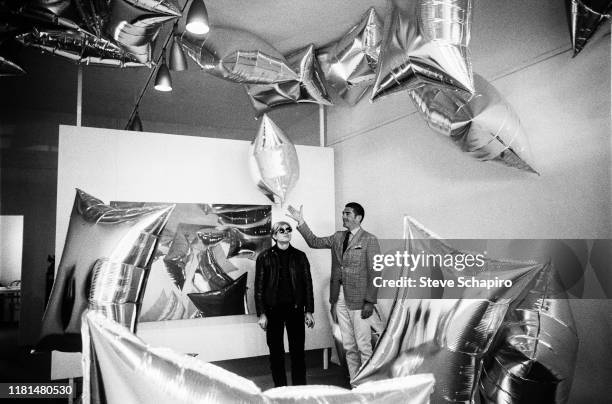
[336,287,377,380]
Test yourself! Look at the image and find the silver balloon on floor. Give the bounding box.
[479,264,579,403]
[352,216,546,403]
[179,27,298,84]
[82,310,436,404]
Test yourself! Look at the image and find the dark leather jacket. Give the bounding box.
[255,244,314,316]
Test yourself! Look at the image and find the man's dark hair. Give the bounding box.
[345,202,365,221]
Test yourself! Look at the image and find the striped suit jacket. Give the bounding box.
[297,222,381,310]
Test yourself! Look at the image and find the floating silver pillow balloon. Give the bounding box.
[72,0,112,38]
[37,189,174,352]
[569,0,611,56]
[30,0,72,16]
[245,44,333,115]
[371,0,474,102]
[317,7,383,105]
[249,115,300,204]
[0,56,25,75]
[16,29,143,67]
[106,0,181,64]
[409,73,538,173]
[180,27,298,84]
[2,0,82,31]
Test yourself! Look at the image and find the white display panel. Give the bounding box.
[53,125,335,378]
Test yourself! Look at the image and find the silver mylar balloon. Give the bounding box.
[480,265,579,404]
[249,115,300,204]
[81,310,265,404]
[179,27,298,84]
[0,56,25,75]
[263,374,435,403]
[16,29,143,67]
[352,216,546,403]
[570,0,611,56]
[73,0,112,38]
[409,73,538,173]
[36,189,174,352]
[371,0,474,102]
[31,0,72,17]
[317,7,383,105]
[123,0,182,16]
[88,258,146,330]
[106,0,181,64]
[82,310,436,404]
[245,44,333,115]
[16,7,82,31]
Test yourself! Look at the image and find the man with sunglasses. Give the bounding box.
[287,202,381,381]
[255,221,315,387]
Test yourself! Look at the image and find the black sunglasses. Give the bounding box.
[277,227,292,234]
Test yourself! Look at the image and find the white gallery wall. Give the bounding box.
[0,215,23,285]
[326,42,610,240]
[325,13,611,404]
[54,125,334,378]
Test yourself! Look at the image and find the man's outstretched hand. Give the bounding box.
[286,205,305,226]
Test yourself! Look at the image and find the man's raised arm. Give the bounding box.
[287,205,334,249]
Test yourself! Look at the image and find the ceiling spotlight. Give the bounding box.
[169,35,188,71]
[127,111,143,132]
[154,57,172,92]
[186,0,210,35]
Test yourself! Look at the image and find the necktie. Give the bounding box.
[342,231,351,254]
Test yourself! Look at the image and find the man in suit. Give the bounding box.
[287,202,381,380]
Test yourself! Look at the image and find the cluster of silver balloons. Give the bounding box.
[175,1,537,172]
[1,0,182,69]
[36,189,174,352]
[374,0,538,172]
[6,1,605,172]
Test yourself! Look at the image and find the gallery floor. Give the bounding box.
[0,322,349,402]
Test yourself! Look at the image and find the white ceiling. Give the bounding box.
[0,0,603,147]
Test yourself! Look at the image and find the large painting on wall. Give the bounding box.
[110,202,272,321]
